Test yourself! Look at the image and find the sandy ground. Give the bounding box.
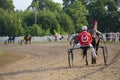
[0,42,120,80]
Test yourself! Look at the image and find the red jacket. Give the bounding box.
[77,31,92,46]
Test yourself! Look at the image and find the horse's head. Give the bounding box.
[89,19,101,49]
[91,19,98,31]
[89,20,98,37]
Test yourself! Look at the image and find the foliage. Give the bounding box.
[29,0,62,12]
[63,1,88,32]
[0,9,24,36]
[41,28,51,36]
[0,0,14,11]
[81,0,120,32]
[31,24,42,36]
[56,13,74,33]
[0,0,120,36]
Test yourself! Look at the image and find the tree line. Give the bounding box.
[0,0,120,36]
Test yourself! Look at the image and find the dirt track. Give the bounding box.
[0,42,120,80]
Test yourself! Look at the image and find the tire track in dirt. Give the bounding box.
[0,43,119,80]
[0,67,69,76]
[0,51,68,76]
[0,48,119,78]
[75,51,120,80]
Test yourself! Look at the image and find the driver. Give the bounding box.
[77,26,97,61]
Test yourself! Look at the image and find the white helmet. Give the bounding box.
[82,26,88,31]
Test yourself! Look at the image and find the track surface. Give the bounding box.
[0,42,120,80]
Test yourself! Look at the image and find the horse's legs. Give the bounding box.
[90,46,97,64]
[29,40,31,44]
[13,39,15,44]
[85,51,88,65]
[91,51,96,64]
[91,38,96,48]
[25,39,27,44]
[96,40,100,55]
[29,38,31,44]
[8,39,10,43]
[83,49,88,65]
[7,39,9,43]
[20,40,23,45]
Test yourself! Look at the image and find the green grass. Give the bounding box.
[0,52,8,55]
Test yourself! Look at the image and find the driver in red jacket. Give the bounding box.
[77,26,97,59]
[77,28,92,46]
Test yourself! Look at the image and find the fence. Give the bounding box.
[0,36,48,43]
[0,35,68,43]
[104,32,120,42]
[0,32,120,43]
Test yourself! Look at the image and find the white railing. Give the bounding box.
[0,36,51,43]
[0,35,69,43]
[103,32,120,42]
[0,32,119,43]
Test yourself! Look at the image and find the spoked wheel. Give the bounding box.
[100,37,108,65]
[102,46,108,65]
[68,49,73,67]
[103,40,108,58]
[104,45,108,58]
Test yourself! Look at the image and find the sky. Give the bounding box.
[13,0,63,11]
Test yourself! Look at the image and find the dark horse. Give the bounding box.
[4,36,15,44]
[88,20,101,55]
[24,34,32,44]
[88,19,101,64]
[69,20,101,65]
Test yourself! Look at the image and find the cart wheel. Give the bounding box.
[102,39,108,58]
[102,46,108,65]
[104,46,108,58]
[68,49,73,67]
[101,38,108,65]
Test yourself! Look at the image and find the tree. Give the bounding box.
[29,0,62,13]
[56,13,74,33]
[37,10,60,34]
[0,9,24,36]
[81,0,120,32]
[31,24,42,36]
[64,1,88,32]
[63,0,77,9]
[0,0,14,11]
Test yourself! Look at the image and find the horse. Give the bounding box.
[69,20,101,65]
[89,19,103,64]
[19,34,32,45]
[5,36,15,44]
[24,34,32,44]
[88,20,101,55]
